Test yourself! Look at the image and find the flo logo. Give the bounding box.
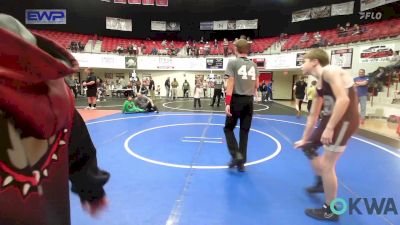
[359,11,382,20]
[331,198,398,215]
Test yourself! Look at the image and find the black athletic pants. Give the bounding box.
[223,95,253,163]
[211,89,222,106]
[194,98,201,108]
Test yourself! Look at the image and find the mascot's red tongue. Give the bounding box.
[0,28,79,139]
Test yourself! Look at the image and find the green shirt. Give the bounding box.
[122,100,145,113]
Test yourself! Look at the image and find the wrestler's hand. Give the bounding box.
[225,105,232,117]
[82,196,108,217]
[321,127,333,145]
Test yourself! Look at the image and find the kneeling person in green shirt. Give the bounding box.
[122,96,146,113]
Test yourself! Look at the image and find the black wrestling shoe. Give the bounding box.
[305,204,339,221]
[306,176,324,193]
[237,163,246,172]
[306,184,324,193]
[228,159,237,168]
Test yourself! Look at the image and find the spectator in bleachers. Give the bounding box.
[214,39,218,49]
[313,32,321,42]
[132,43,138,55]
[161,40,167,48]
[169,41,175,48]
[246,37,253,44]
[352,24,362,35]
[199,46,204,56]
[70,41,78,52]
[116,44,124,55]
[151,41,158,55]
[247,37,253,55]
[345,22,351,31]
[191,43,196,56]
[200,36,204,44]
[300,32,309,42]
[240,34,246,40]
[204,42,210,56]
[170,45,177,56]
[140,41,146,55]
[78,41,85,52]
[194,45,200,57]
[127,44,134,55]
[279,33,288,42]
[223,38,229,57]
[185,41,191,56]
[338,25,347,37]
[319,37,328,47]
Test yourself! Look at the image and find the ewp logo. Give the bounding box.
[25,9,66,24]
[331,198,398,215]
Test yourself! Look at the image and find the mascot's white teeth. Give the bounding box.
[43,169,48,177]
[52,154,58,161]
[59,140,66,146]
[22,183,31,196]
[2,176,13,187]
[33,170,40,183]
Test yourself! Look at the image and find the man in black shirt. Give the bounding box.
[293,76,307,117]
[149,77,155,99]
[165,77,171,98]
[84,68,97,109]
[210,75,224,107]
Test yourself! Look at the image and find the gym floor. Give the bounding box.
[71,97,400,225]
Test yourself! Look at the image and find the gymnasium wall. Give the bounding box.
[77,37,400,100]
